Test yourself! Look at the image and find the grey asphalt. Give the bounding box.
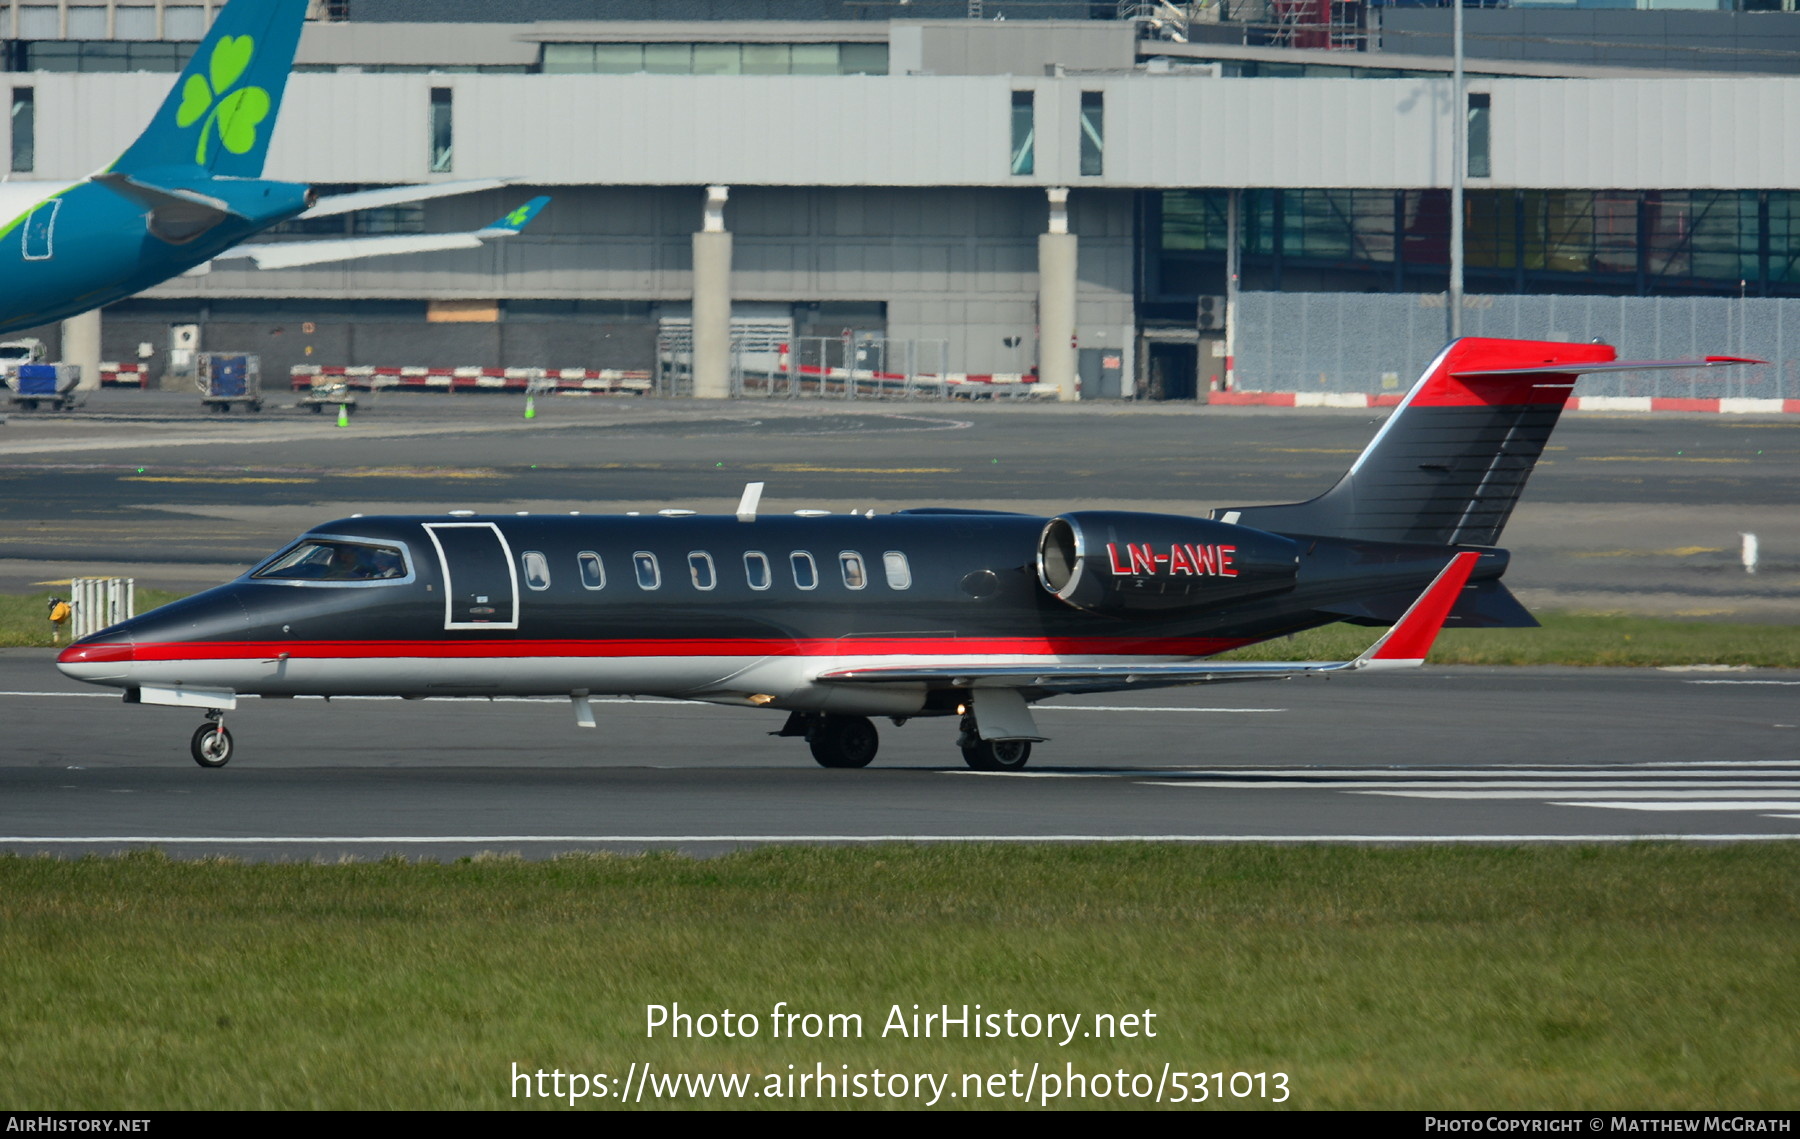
[1,390,1795,619]
[2,652,1796,857]
[2,392,1795,859]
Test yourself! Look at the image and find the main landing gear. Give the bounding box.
[776,709,1037,771]
[807,714,881,769]
[190,710,233,768]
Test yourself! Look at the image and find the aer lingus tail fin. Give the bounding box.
[110,0,308,178]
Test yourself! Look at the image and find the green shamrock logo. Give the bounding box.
[505,205,531,227]
[175,35,270,165]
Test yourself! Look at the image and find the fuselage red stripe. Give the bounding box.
[71,635,1257,663]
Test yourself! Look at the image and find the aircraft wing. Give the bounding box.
[297,178,511,220]
[210,195,549,271]
[815,551,1479,695]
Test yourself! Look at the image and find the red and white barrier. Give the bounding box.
[291,365,652,395]
[99,363,148,387]
[1209,390,1800,414]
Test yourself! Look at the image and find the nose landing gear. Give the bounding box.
[190,710,233,768]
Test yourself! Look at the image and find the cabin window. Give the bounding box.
[790,551,818,590]
[839,551,867,590]
[251,539,407,583]
[633,551,660,590]
[688,551,717,591]
[521,550,551,591]
[578,551,605,590]
[882,551,912,590]
[744,551,771,591]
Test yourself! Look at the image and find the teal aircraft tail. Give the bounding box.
[478,196,552,236]
[110,0,308,178]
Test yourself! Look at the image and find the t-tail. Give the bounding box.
[1213,337,1758,547]
[108,0,308,178]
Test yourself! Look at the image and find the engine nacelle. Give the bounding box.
[1037,511,1300,614]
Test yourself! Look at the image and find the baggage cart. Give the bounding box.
[197,353,263,412]
[6,363,80,410]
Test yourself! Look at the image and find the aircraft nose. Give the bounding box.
[57,635,135,685]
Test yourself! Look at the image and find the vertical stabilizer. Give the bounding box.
[109,0,308,178]
[1213,337,1616,546]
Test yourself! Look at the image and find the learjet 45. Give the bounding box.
[56,337,1756,769]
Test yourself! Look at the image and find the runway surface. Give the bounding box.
[1,391,1796,618]
[2,393,1795,857]
[3,652,1796,858]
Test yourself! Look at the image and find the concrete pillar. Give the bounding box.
[691,185,733,400]
[62,307,102,392]
[1037,187,1078,402]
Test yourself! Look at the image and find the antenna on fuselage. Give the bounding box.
[736,481,765,523]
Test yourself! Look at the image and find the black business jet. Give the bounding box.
[57,337,1754,770]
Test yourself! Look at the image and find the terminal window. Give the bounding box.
[10,88,32,173]
[1467,93,1491,179]
[429,87,453,173]
[1079,91,1104,177]
[540,42,887,77]
[1011,91,1035,176]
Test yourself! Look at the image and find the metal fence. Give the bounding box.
[1234,292,1797,400]
[68,577,134,641]
[657,335,963,400]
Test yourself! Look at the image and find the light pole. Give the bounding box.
[1448,0,1465,342]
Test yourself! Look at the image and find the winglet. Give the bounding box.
[477,196,550,236]
[1352,551,1481,671]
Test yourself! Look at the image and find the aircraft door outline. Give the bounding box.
[23,197,60,261]
[423,521,520,631]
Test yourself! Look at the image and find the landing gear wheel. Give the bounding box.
[961,739,1032,772]
[808,715,879,769]
[190,723,233,768]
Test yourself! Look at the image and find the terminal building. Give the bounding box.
[6,0,1800,400]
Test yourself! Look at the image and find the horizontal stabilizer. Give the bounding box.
[1452,356,1763,378]
[817,552,1480,695]
[1319,577,1538,629]
[91,172,239,243]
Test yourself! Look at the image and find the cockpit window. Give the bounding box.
[252,540,407,582]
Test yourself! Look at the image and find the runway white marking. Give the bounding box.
[0,690,115,698]
[4,834,1800,845]
[1686,680,1800,686]
[0,690,699,705]
[1142,782,1800,793]
[995,762,1800,826]
[1552,801,1800,812]
[1043,706,1286,714]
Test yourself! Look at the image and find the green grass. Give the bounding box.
[1217,613,1800,668]
[1,845,1796,1110]
[0,588,186,648]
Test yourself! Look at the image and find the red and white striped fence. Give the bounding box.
[291,365,652,395]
